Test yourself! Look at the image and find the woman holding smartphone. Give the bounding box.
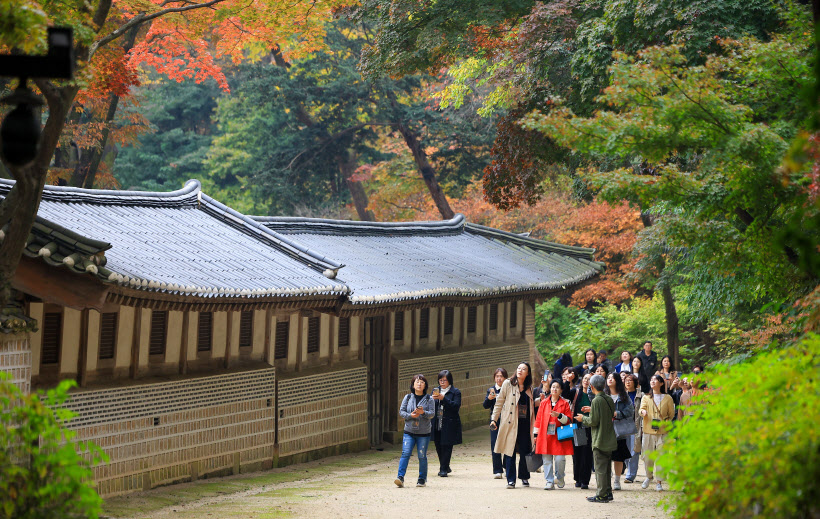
[490,362,535,489]
[483,368,508,479]
[639,374,675,491]
[395,374,436,488]
[572,372,594,489]
[431,369,463,477]
[656,355,677,392]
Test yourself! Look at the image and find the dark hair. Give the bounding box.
[632,356,643,368]
[606,372,628,401]
[594,363,609,377]
[437,369,454,386]
[624,373,639,388]
[598,349,609,357]
[550,380,563,392]
[515,362,533,391]
[562,366,578,383]
[643,341,653,347]
[410,374,428,393]
[494,367,509,379]
[584,348,597,362]
[693,364,704,372]
[560,352,573,366]
[660,355,673,372]
[651,374,667,394]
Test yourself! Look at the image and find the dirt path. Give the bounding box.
[105,427,673,518]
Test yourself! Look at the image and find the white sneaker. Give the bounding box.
[656,482,663,492]
[544,481,554,490]
[494,473,503,479]
[613,479,621,490]
[641,477,654,489]
[556,477,565,489]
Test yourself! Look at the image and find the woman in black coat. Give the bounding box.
[431,369,463,477]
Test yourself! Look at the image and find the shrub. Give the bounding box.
[0,375,107,519]
[658,334,820,518]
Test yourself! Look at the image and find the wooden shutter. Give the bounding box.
[509,302,518,329]
[197,312,212,352]
[98,312,118,360]
[239,311,253,349]
[489,303,498,331]
[467,306,477,333]
[149,310,168,356]
[394,312,404,341]
[274,321,289,359]
[338,317,350,348]
[419,308,430,339]
[307,317,320,354]
[41,312,62,365]
[443,307,454,335]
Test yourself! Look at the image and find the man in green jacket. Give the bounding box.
[575,374,617,503]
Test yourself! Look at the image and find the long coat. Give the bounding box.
[580,391,617,452]
[431,387,463,446]
[490,379,535,457]
[533,396,574,456]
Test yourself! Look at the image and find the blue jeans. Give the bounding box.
[541,454,566,484]
[397,433,430,481]
[489,427,503,474]
[625,435,640,480]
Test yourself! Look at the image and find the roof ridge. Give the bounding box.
[252,214,466,236]
[197,192,345,276]
[0,178,201,207]
[465,222,599,260]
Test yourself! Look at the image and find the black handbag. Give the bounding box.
[573,425,587,447]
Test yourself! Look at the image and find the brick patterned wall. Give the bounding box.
[63,368,276,497]
[277,365,368,457]
[0,334,31,395]
[395,342,529,430]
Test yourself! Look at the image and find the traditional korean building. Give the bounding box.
[0,179,603,497]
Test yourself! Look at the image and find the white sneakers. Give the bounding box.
[656,482,663,492]
[641,477,654,489]
[613,479,621,490]
[494,473,503,479]
[544,481,554,490]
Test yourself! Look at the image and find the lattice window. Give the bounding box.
[443,307,454,336]
[394,311,404,341]
[307,317,320,354]
[338,317,350,348]
[239,311,253,349]
[41,312,62,365]
[99,312,118,360]
[197,312,212,352]
[149,310,168,356]
[275,321,289,359]
[467,306,477,333]
[419,308,430,339]
[510,302,518,329]
[489,303,498,331]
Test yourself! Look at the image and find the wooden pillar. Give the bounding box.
[77,309,89,387]
[224,310,233,369]
[263,308,272,365]
[129,308,142,379]
[179,310,189,374]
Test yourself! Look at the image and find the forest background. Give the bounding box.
[1,0,819,516]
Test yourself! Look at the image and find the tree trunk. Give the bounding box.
[391,121,455,220]
[662,283,681,371]
[640,210,681,369]
[0,81,76,310]
[70,25,141,188]
[336,152,374,221]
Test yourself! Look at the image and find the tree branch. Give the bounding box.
[89,0,227,59]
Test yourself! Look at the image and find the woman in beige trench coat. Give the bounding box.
[491,362,535,489]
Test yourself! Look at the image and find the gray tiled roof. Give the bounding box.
[1,179,602,304]
[0,179,347,298]
[252,215,605,305]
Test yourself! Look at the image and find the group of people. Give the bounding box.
[394,341,703,504]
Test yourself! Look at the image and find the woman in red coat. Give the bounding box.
[533,380,574,490]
